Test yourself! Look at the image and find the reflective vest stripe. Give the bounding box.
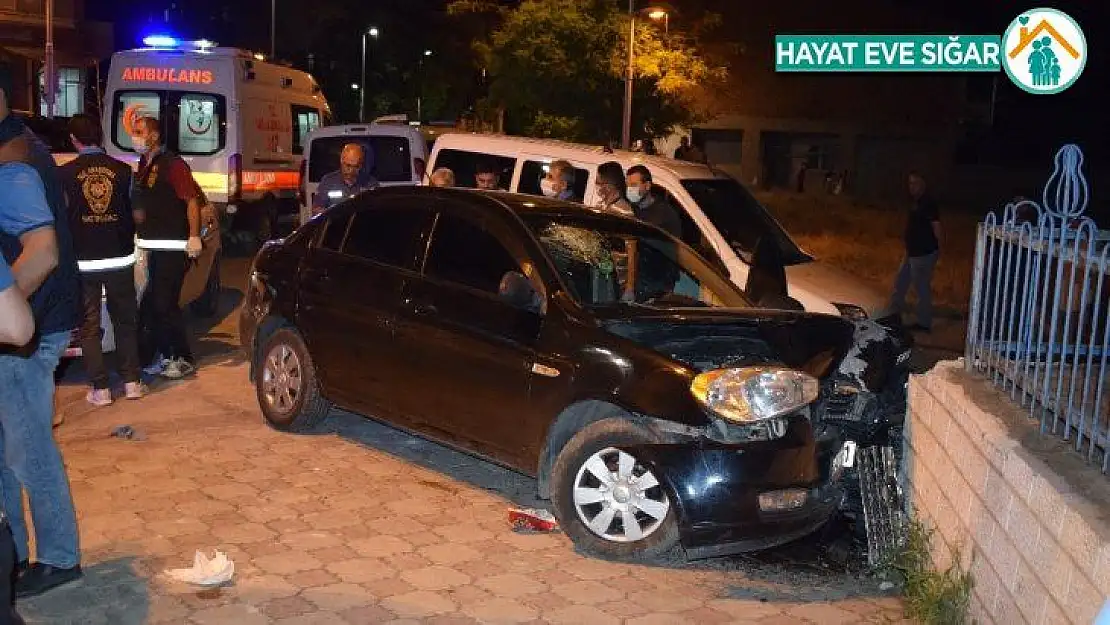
[136,238,188,251]
[77,252,136,272]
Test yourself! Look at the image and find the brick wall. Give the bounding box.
[905,360,1110,624]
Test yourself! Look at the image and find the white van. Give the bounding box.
[428,134,887,318]
[102,41,331,241]
[298,118,429,225]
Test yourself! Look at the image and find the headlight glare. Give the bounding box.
[690,367,819,423]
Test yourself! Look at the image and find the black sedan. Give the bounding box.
[241,187,874,561]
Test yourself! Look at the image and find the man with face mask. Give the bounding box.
[540,160,579,202]
[595,162,632,217]
[624,165,682,302]
[626,165,681,240]
[312,143,378,217]
[130,116,202,380]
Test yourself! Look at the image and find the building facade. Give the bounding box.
[670,1,976,202]
[0,0,113,116]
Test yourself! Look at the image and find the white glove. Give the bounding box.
[186,236,203,259]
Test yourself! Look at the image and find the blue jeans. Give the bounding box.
[890,251,939,329]
[0,331,80,568]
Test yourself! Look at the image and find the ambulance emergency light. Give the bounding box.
[141,35,219,51]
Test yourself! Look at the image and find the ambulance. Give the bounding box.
[101,37,332,242]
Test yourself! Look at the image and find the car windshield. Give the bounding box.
[522,215,749,309]
[680,178,810,266]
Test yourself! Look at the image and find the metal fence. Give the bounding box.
[966,144,1110,473]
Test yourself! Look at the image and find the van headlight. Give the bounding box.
[690,367,819,423]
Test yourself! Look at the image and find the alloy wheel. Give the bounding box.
[261,343,303,416]
[572,447,670,543]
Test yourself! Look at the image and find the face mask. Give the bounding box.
[540,178,558,198]
[132,137,150,155]
[627,185,643,204]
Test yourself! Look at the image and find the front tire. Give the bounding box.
[255,328,330,432]
[550,418,681,562]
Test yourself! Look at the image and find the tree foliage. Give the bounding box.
[449,0,726,143]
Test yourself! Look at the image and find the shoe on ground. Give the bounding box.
[160,359,197,380]
[143,357,168,377]
[15,563,83,599]
[86,388,112,407]
[124,381,146,400]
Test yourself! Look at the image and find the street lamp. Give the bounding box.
[417,50,432,122]
[359,26,381,122]
[621,4,670,150]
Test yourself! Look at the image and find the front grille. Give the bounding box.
[858,444,908,567]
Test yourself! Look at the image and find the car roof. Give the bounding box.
[433,133,726,181]
[363,186,658,230]
[306,122,425,142]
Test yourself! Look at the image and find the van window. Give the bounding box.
[308,136,412,184]
[519,160,588,201]
[292,105,322,155]
[112,90,227,156]
[178,93,222,155]
[432,149,514,190]
[680,178,808,266]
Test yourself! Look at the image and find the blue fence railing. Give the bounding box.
[966,144,1110,473]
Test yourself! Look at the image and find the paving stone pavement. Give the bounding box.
[22,353,911,624]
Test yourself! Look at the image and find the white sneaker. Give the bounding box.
[86,388,113,407]
[161,359,197,380]
[124,382,146,400]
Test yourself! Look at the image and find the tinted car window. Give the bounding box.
[343,205,432,270]
[424,213,519,293]
[433,149,515,190]
[309,136,412,183]
[519,160,588,201]
[319,212,352,252]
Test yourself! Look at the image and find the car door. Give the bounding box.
[296,210,355,399]
[324,199,435,416]
[394,202,542,465]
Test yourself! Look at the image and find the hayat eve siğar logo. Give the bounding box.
[1002,8,1087,94]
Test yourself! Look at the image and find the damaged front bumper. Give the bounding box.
[630,415,850,559]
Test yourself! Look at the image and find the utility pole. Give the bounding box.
[271,0,276,59]
[44,0,56,117]
[621,0,634,150]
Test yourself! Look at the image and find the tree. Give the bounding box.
[449,0,725,143]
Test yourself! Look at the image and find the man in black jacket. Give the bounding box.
[61,114,144,405]
[131,116,202,380]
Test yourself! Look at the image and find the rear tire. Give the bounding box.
[550,418,682,562]
[255,328,330,432]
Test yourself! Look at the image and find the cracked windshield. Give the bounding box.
[524,217,743,309]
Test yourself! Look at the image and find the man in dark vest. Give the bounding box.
[61,113,144,405]
[0,62,83,599]
[131,116,202,380]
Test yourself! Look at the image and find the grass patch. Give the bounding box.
[885,514,975,625]
[757,191,980,315]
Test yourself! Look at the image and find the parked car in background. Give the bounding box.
[298,118,429,225]
[428,134,889,320]
[238,186,909,561]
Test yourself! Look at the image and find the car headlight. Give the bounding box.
[833,303,869,321]
[690,367,820,424]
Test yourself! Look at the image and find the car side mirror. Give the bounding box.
[499,271,542,313]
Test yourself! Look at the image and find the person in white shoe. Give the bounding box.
[59,114,145,405]
[131,117,201,380]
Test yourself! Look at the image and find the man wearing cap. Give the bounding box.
[312,143,378,216]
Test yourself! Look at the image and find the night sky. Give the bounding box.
[86,0,1106,164]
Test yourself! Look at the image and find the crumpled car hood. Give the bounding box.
[596,308,856,379]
